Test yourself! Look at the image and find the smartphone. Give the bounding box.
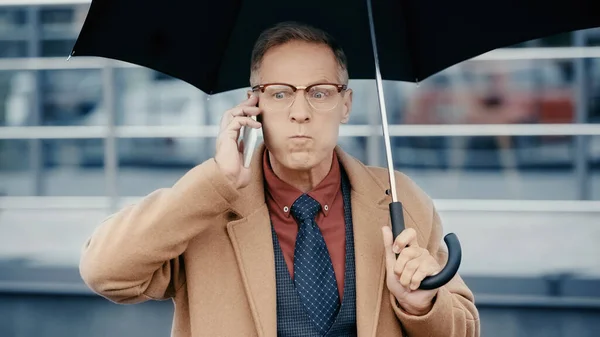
[241,116,259,168]
[240,101,261,168]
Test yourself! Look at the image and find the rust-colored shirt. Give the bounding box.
[263,149,346,299]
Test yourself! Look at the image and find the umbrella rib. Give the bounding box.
[398,0,419,82]
[208,3,245,94]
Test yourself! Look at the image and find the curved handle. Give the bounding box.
[389,201,462,290]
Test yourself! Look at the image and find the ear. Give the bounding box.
[340,88,352,124]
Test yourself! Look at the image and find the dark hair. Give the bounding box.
[249,21,349,86]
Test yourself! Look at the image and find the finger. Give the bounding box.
[230,106,261,117]
[223,116,262,139]
[381,226,397,276]
[221,103,261,128]
[237,94,258,107]
[222,107,261,128]
[399,258,422,289]
[393,228,419,254]
[393,247,423,280]
[410,260,440,290]
[228,116,261,129]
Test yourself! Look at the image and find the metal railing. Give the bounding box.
[1,196,600,212]
[2,124,600,139]
[0,9,598,209]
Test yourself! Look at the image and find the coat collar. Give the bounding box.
[227,142,392,337]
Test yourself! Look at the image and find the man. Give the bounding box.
[79,21,480,337]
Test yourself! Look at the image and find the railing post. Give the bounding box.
[573,30,591,200]
[102,62,118,212]
[27,6,44,196]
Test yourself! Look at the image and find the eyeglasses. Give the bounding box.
[251,82,348,111]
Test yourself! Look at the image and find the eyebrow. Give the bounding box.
[260,77,340,87]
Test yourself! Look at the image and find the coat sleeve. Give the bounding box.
[390,173,481,337]
[79,158,240,304]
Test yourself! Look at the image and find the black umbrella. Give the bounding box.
[70,0,600,290]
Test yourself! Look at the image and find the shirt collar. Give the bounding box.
[262,148,341,218]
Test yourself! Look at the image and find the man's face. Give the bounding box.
[253,40,352,171]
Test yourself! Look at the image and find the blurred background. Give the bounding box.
[0,0,599,336]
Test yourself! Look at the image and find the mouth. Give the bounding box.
[290,135,311,139]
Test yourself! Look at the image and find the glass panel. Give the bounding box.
[0,71,28,126]
[389,135,583,200]
[0,7,27,37]
[111,68,209,127]
[589,27,600,46]
[440,206,600,277]
[40,7,74,30]
[0,138,106,196]
[39,69,103,126]
[535,31,572,47]
[0,208,108,267]
[41,143,105,196]
[395,58,582,125]
[40,4,89,36]
[41,39,75,57]
[338,136,367,164]
[590,59,600,122]
[0,41,28,58]
[590,135,600,200]
[0,69,103,127]
[0,4,28,58]
[345,79,393,126]
[114,137,210,196]
[0,139,30,196]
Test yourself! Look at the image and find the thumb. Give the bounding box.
[381,226,397,274]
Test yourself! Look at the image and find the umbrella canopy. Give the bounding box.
[71,0,600,290]
[71,0,600,94]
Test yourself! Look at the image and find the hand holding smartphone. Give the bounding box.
[215,95,261,189]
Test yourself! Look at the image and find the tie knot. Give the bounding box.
[290,194,321,222]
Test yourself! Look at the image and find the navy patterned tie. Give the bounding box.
[291,193,340,335]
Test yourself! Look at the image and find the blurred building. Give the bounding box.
[0,1,599,337]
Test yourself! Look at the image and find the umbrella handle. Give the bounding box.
[389,201,462,290]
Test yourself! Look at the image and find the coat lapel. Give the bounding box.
[337,148,394,337]
[226,143,277,337]
[227,206,277,337]
[351,194,390,336]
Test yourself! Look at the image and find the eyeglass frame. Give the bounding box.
[251,82,349,111]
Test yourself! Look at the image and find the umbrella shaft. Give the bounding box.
[366,0,398,202]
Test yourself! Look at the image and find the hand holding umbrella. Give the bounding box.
[382,226,445,315]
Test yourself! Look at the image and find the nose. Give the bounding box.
[288,93,311,123]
